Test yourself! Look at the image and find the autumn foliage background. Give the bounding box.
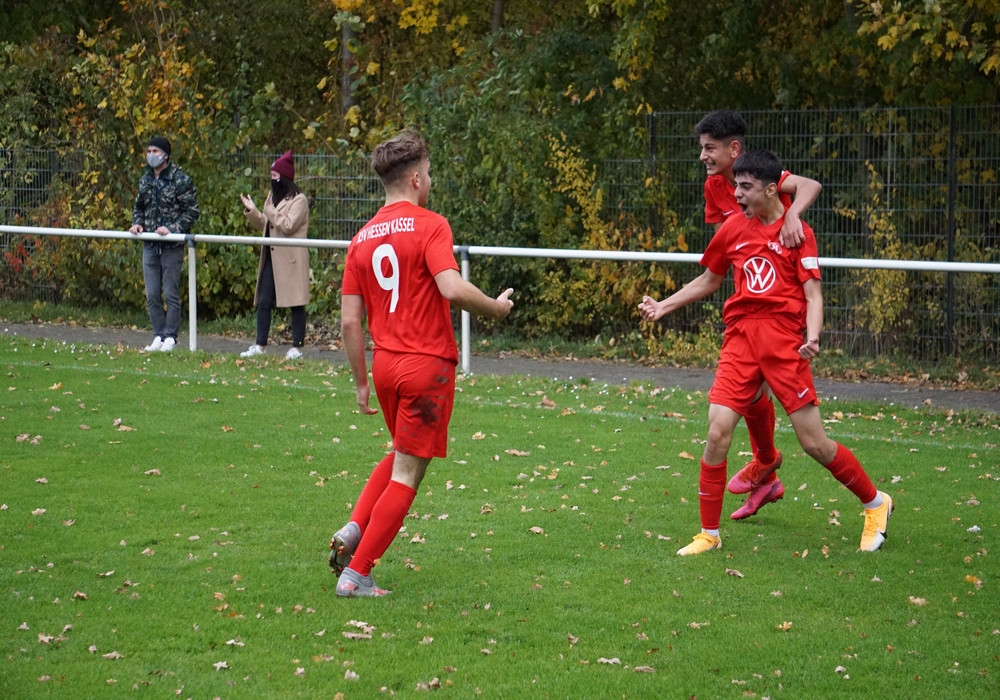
[2,1,1000,347]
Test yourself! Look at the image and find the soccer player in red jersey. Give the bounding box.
[639,150,893,556]
[330,129,514,597]
[695,110,824,518]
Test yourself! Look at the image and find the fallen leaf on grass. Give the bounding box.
[677,451,696,460]
[688,621,709,630]
[725,568,744,578]
[345,669,360,681]
[73,591,87,600]
[213,661,228,671]
[102,651,123,660]
[776,621,793,632]
[31,508,46,516]
[529,527,544,535]
[633,666,656,673]
[598,657,621,665]
[36,478,48,484]
[965,575,983,590]
[144,469,161,476]
[346,619,375,634]
[505,449,530,456]
[908,596,928,606]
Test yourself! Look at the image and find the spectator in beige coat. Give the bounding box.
[239,150,311,360]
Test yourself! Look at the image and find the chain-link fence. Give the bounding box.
[650,106,1000,360]
[3,106,1000,361]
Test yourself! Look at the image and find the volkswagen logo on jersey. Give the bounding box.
[743,257,776,294]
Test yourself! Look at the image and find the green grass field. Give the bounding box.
[1,334,997,698]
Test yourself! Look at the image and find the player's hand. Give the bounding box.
[798,337,820,359]
[355,382,379,415]
[780,212,806,249]
[494,288,514,320]
[637,295,666,322]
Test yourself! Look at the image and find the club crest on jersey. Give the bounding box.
[768,241,784,255]
[743,257,776,294]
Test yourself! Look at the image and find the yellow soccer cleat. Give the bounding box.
[859,492,894,552]
[677,531,722,556]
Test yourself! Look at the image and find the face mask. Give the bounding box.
[146,153,165,169]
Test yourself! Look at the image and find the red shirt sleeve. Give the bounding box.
[700,216,735,276]
[704,175,738,224]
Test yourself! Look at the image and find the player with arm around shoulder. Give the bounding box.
[639,149,893,557]
[330,129,513,597]
[695,109,825,512]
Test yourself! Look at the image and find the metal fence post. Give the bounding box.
[459,246,471,374]
[946,104,957,355]
[186,235,198,352]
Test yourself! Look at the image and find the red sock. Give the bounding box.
[823,443,877,503]
[744,395,777,465]
[350,453,395,534]
[699,458,728,531]
[351,480,417,576]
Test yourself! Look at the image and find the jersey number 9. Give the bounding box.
[372,243,400,313]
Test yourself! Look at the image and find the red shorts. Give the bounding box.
[372,350,456,459]
[709,317,818,415]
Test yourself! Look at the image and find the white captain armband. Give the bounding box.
[801,256,819,270]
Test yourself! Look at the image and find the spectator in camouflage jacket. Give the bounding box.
[129,136,199,352]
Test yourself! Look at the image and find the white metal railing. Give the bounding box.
[3,225,1000,373]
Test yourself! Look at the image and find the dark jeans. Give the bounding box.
[142,243,184,340]
[256,251,305,347]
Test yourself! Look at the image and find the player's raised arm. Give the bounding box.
[638,269,724,322]
[779,173,822,248]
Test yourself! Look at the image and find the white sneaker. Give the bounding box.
[240,344,264,358]
[143,336,163,352]
[159,337,176,352]
[285,347,303,360]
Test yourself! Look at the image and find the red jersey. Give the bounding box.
[700,211,821,330]
[704,171,794,224]
[342,201,460,363]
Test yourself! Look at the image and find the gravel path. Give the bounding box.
[3,322,997,415]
